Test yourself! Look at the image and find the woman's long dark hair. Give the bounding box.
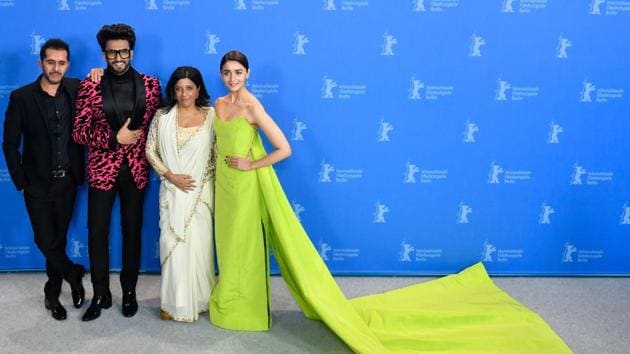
[161,66,211,112]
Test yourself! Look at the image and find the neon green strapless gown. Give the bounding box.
[210,116,271,331]
[210,115,571,353]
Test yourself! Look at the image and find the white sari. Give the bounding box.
[146,105,216,322]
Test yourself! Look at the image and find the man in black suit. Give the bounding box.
[2,38,86,321]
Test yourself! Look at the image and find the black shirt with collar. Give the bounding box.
[37,80,71,171]
[107,68,135,124]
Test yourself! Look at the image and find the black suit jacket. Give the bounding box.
[2,77,84,196]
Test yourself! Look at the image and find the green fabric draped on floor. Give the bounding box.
[350,263,571,353]
[248,133,572,353]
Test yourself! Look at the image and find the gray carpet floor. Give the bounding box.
[0,272,628,353]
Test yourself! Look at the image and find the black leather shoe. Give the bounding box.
[122,290,138,317]
[44,299,67,321]
[81,294,112,322]
[69,266,85,309]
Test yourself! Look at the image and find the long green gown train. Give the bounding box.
[210,115,572,353]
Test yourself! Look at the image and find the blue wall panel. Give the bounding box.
[0,0,628,275]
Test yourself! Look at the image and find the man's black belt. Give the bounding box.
[51,169,69,178]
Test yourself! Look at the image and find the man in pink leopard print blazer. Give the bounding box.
[72,24,161,321]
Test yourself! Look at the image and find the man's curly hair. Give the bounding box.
[96,23,136,51]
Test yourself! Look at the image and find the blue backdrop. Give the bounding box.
[0,0,628,275]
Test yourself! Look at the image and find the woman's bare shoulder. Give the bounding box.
[214,96,228,106]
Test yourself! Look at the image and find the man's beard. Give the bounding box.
[42,71,63,85]
[108,61,130,75]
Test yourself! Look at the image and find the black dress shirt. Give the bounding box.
[109,68,135,124]
[38,82,71,170]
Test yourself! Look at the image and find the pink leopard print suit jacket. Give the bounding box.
[72,74,161,191]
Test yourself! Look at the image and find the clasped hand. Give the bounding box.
[165,171,196,192]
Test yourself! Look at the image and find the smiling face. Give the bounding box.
[39,48,69,85]
[104,39,133,75]
[174,78,199,109]
[220,60,249,93]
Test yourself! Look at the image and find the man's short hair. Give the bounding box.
[40,38,70,61]
[96,23,136,51]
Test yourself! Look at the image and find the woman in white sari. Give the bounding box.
[146,66,216,322]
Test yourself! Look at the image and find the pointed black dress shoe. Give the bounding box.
[69,266,85,309]
[81,294,112,321]
[122,290,138,317]
[44,299,67,321]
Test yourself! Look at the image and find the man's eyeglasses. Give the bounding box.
[104,48,131,59]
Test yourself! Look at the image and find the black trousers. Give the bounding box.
[23,175,79,302]
[87,163,145,297]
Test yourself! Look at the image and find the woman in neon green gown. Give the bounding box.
[210,51,572,353]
